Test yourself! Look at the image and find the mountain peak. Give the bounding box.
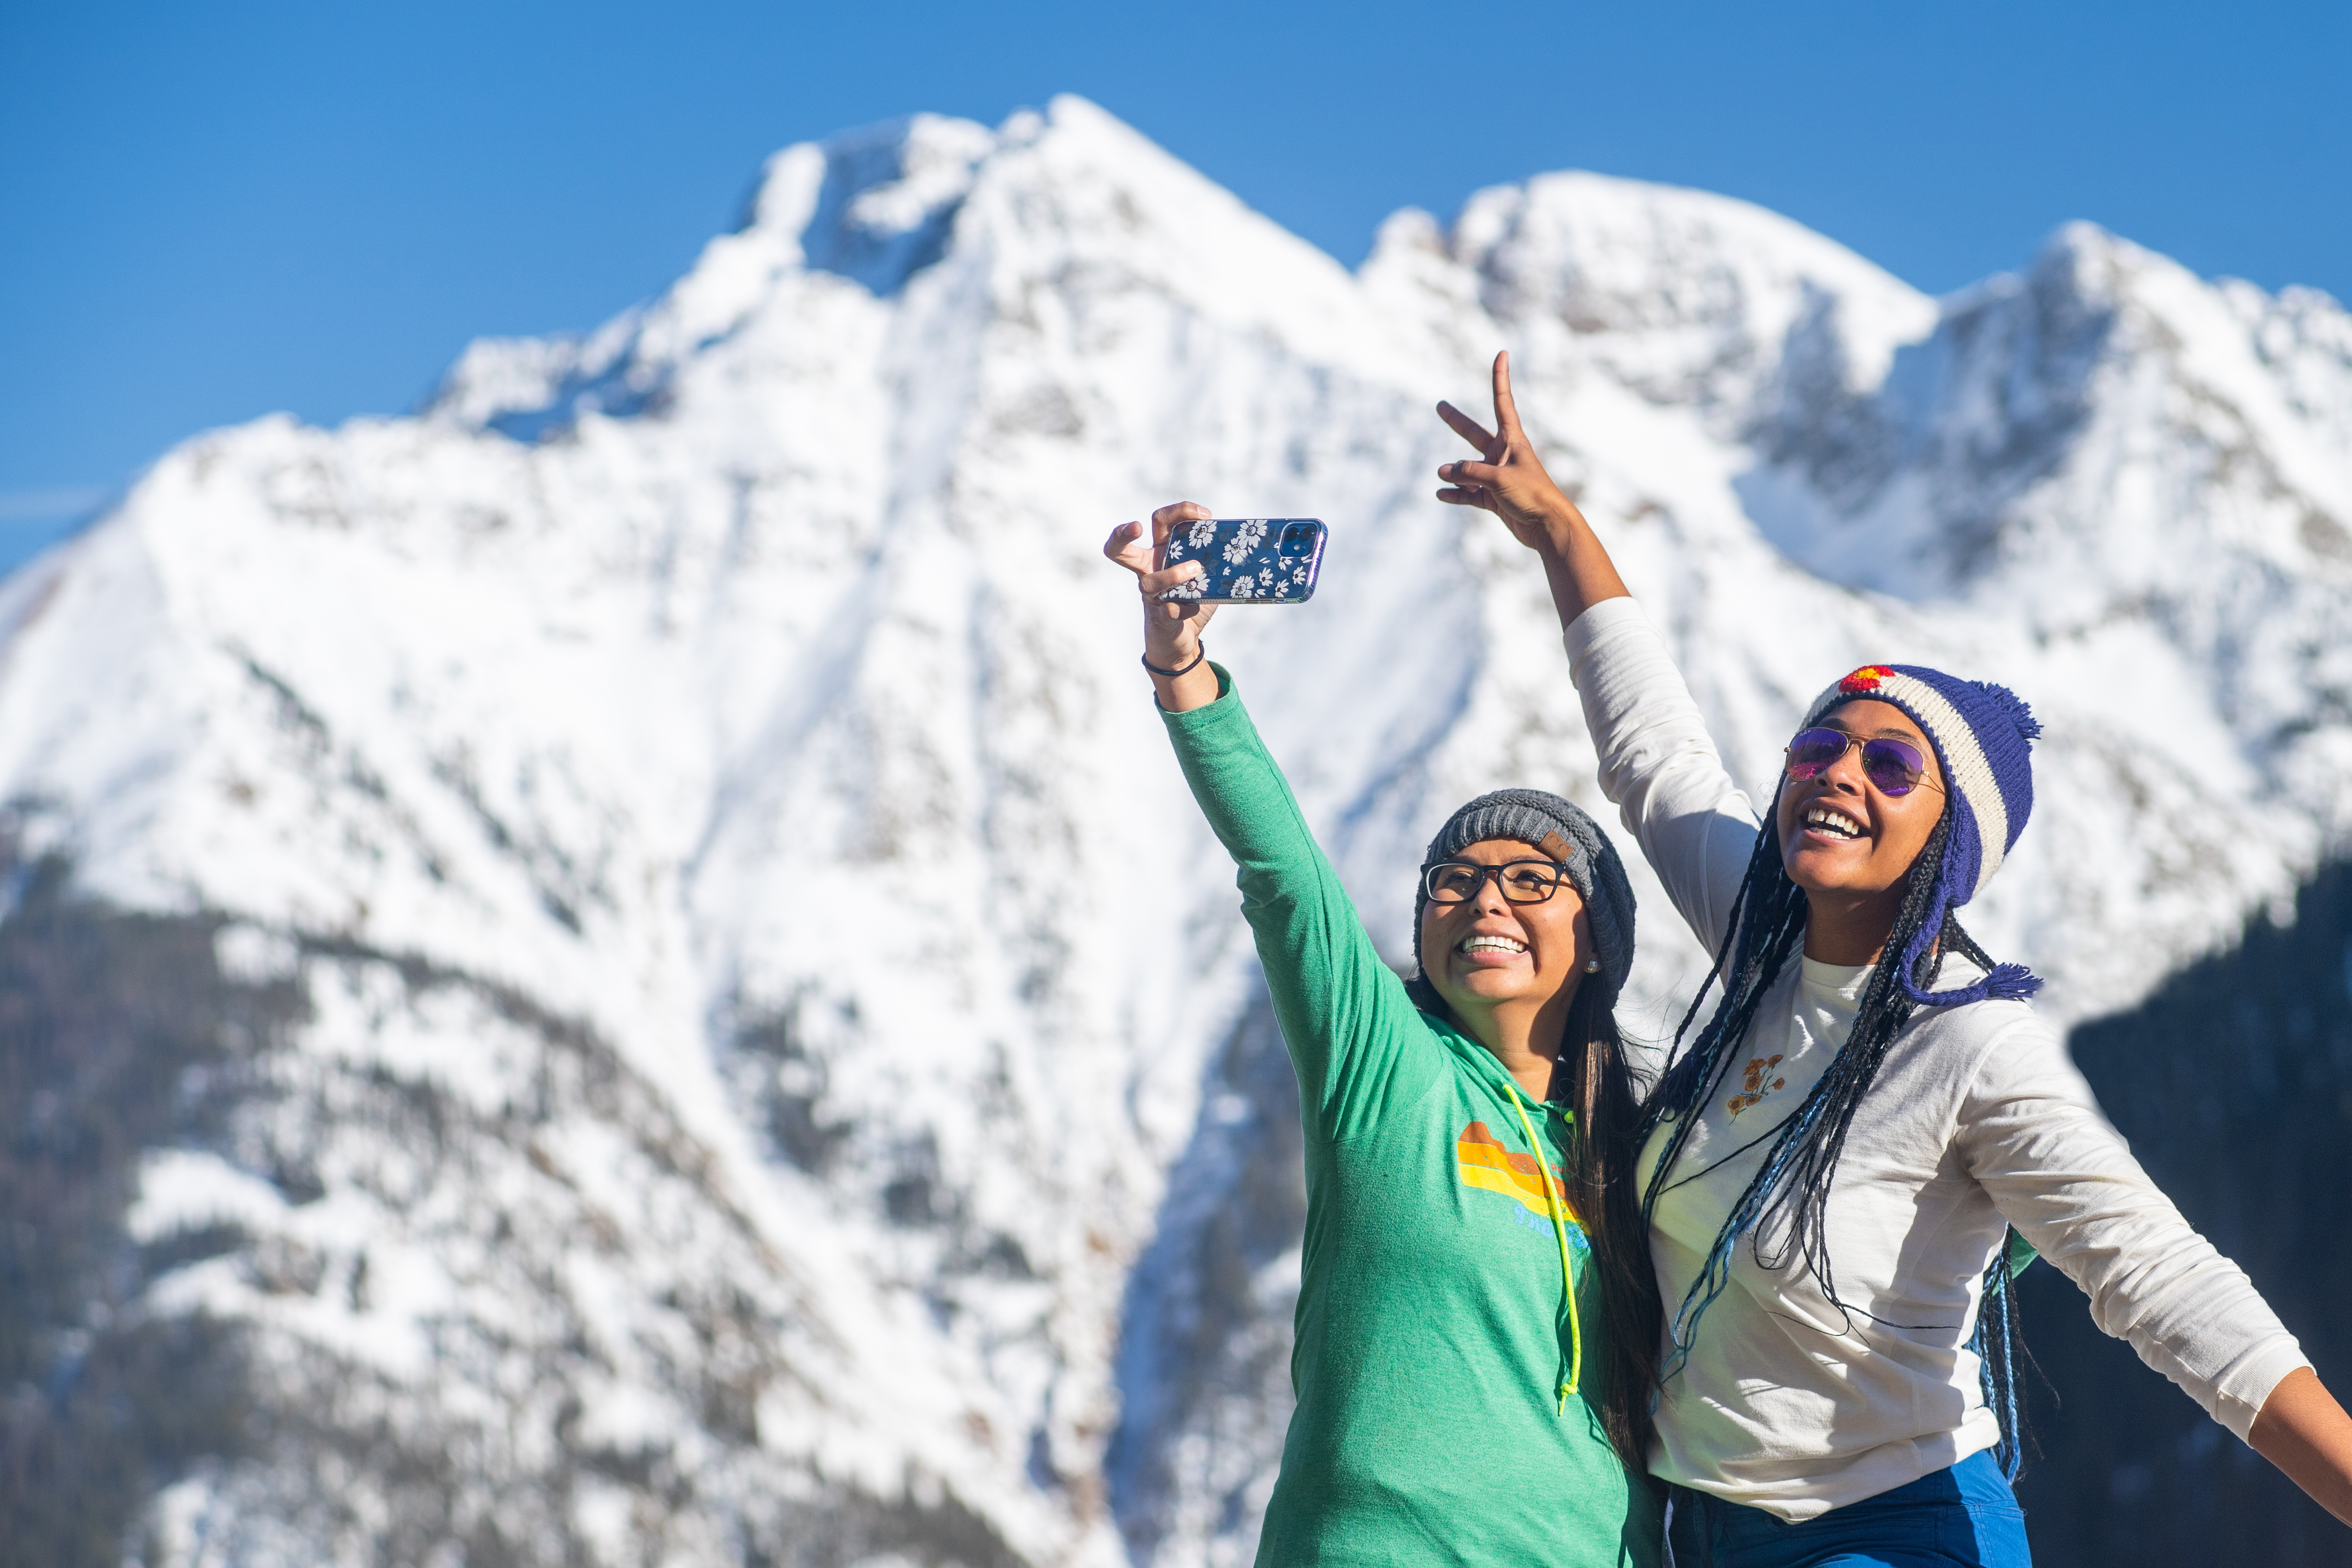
[761,112,1000,295]
[55,106,2352,1567]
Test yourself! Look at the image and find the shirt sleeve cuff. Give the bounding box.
[1157,662,1239,730]
[2212,1338,2315,1443]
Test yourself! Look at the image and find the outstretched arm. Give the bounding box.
[1435,350,1762,951]
[2252,1368,2352,1529]
[1965,1024,2350,1531]
[1102,502,1440,1141]
[1436,349,1630,628]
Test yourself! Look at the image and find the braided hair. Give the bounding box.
[1634,776,2032,1477]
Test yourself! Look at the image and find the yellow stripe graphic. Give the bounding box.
[1455,1121,1578,1222]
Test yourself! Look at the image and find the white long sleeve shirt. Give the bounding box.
[1565,596,2309,1520]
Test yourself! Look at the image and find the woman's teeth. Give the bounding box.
[1460,936,1527,955]
[1803,805,1864,840]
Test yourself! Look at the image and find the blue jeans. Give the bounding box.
[1664,1451,2031,1568]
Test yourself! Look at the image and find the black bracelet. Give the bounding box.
[1141,646,1207,680]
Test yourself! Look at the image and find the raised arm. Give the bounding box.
[1435,353,1759,951]
[1105,505,1439,1142]
[1436,350,1628,630]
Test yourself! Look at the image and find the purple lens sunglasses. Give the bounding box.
[1784,727,1943,797]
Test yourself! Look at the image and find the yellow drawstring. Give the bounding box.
[1504,1080,1582,1414]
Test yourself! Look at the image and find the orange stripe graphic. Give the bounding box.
[1456,1120,1579,1223]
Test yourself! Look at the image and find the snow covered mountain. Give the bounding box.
[4,95,2350,1567]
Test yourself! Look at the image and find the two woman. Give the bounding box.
[1108,353,2352,1566]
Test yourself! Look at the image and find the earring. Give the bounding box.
[1584,959,1601,974]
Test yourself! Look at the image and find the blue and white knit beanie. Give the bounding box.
[1411,788,1638,1006]
[1802,664,2044,1008]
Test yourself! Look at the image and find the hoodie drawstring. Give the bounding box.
[1503,1079,1582,1413]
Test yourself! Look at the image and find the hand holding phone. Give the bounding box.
[1105,504,1328,712]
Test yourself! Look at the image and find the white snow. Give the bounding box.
[10,93,2351,1567]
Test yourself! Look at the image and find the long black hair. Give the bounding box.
[1633,778,2031,1476]
[1406,970,1662,1473]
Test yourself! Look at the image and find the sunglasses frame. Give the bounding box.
[1783,726,1940,798]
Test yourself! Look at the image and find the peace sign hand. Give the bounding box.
[1435,350,1583,554]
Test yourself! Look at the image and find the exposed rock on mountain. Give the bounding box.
[1,95,2348,1566]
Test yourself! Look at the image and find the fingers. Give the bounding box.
[1150,499,1210,549]
[1435,454,1502,511]
[1139,560,1206,599]
[1104,520,1149,569]
[1440,460,1503,489]
[1436,400,1497,452]
[1491,350,1522,436]
[1108,516,1208,602]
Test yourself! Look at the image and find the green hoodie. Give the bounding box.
[1163,669,1662,1568]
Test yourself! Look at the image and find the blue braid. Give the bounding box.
[1638,780,1814,1378]
[1660,1071,1843,1374]
[1969,1241,2031,1480]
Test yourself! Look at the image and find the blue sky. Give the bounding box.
[3,0,2346,569]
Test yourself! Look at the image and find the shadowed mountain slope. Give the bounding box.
[1,95,2349,1566]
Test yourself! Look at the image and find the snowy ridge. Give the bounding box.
[6,95,2351,1566]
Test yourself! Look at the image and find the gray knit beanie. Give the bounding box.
[1411,788,1637,1005]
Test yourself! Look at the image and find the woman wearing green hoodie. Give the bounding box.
[1105,504,1664,1567]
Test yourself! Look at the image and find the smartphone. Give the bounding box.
[1157,518,1327,605]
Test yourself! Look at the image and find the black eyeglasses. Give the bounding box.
[1423,860,1572,904]
[1784,726,1942,797]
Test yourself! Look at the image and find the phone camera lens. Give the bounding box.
[1278,523,1315,556]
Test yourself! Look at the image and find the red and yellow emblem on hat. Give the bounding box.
[1838,664,1898,696]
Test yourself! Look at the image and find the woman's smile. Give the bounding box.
[1456,929,1532,968]
[1782,788,1886,878]
[1797,802,1867,843]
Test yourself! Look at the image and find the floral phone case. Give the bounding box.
[1157,517,1327,604]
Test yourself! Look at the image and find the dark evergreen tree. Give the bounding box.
[0,851,306,1566]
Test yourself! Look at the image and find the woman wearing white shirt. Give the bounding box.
[1432,351,2352,1567]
